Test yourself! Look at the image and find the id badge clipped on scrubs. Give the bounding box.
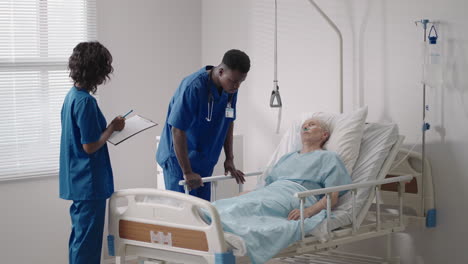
[225,103,234,119]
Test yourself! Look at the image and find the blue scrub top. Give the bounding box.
[59,87,114,200]
[156,66,237,172]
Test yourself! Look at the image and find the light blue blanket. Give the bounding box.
[212,151,351,264]
[213,180,326,264]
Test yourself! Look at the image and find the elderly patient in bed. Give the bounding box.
[211,118,352,264]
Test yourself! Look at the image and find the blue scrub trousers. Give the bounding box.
[163,157,213,201]
[69,199,106,264]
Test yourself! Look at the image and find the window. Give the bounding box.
[0,0,97,181]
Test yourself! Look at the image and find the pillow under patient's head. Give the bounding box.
[300,106,368,174]
[258,106,368,188]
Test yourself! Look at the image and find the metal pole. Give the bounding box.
[416,18,429,218]
[307,0,343,113]
[326,193,332,238]
[421,22,427,218]
[398,182,405,227]
[352,189,356,234]
[211,181,217,202]
[376,186,381,231]
[300,198,305,240]
[274,0,278,82]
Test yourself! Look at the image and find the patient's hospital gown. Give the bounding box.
[212,150,351,264]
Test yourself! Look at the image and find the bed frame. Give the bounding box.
[107,135,435,264]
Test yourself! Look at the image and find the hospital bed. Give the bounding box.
[107,122,434,264]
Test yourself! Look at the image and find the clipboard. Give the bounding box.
[108,115,158,145]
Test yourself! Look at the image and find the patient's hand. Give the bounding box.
[287,208,312,220]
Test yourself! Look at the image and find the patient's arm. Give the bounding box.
[287,191,339,220]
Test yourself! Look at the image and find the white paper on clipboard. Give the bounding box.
[108,115,157,145]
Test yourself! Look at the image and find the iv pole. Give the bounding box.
[415,19,437,218]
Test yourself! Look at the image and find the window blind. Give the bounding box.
[0,0,97,181]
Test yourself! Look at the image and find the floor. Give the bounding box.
[109,257,286,264]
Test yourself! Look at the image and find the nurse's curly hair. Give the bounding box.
[68,41,113,94]
[222,49,250,74]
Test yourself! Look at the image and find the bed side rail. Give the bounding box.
[294,174,414,241]
[178,171,263,200]
[179,172,413,242]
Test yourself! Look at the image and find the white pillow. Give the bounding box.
[257,106,368,188]
[301,106,368,174]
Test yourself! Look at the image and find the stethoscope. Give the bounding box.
[205,89,233,122]
[206,68,233,122]
[206,91,214,122]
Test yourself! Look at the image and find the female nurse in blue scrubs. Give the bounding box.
[59,42,125,264]
[156,49,250,201]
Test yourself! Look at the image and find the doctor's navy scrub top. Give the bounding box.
[156,65,237,172]
[59,86,114,200]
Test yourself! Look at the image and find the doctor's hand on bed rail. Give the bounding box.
[183,171,204,190]
[224,158,245,184]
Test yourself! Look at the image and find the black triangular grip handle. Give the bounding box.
[270,85,282,107]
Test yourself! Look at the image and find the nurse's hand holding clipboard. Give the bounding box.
[111,116,126,131]
[82,115,125,154]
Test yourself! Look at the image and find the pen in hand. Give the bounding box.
[122,109,133,119]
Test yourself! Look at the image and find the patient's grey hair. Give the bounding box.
[317,119,330,147]
[304,118,330,147]
[315,118,330,135]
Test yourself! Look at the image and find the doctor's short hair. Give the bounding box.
[68,41,113,94]
[222,49,251,74]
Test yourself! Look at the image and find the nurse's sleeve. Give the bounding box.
[75,97,103,144]
[167,86,199,131]
[322,153,353,196]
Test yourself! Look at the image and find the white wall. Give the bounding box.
[98,0,201,261]
[97,0,201,192]
[0,1,201,263]
[202,0,468,263]
[0,177,70,264]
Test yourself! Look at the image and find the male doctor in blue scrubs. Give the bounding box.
[156,49,250,201]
